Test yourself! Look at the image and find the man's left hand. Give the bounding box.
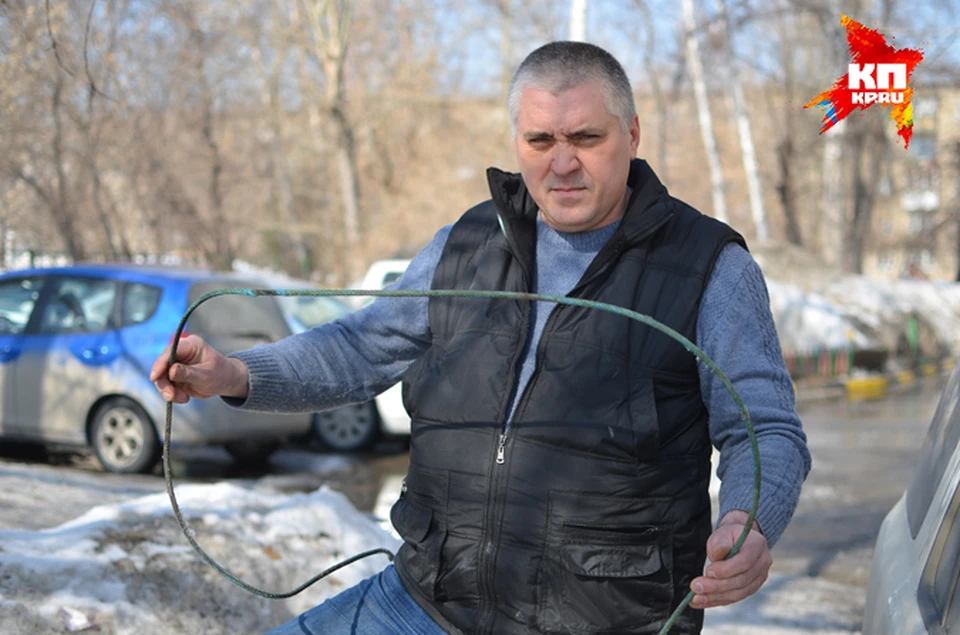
[688,510,771,609]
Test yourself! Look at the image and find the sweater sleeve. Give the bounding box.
[223,224,454,413]
[697,244,812,548]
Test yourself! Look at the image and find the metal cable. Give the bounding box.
[163,287,761,633]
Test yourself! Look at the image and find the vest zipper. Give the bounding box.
[476,270,531,634]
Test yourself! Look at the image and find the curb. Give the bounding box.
[794,358,955,405]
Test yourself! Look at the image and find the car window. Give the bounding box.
[382,271,402,286]
[0,277,45,334]
[40,278,118,334]
[187,280,291,353]
[279,295,350,329]
[919,474,960,633]
[122,283,162,326]
[907,368,960,537]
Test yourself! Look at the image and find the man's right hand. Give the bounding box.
[149,334,250,403]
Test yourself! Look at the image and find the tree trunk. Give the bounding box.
[51,77,87,262]
[681,0,728,223]
[772,1,802,247]
[714,0,768,241]
[569,0,587,41]
[843,116,887,274]
[496,0,514,103]
[953,142,960,282]
[197,49,234,271]
[306,0,362,283]
[817,0,860,267]
[90,167,120,261]
[777,136,803,246]
[633,0,669,181]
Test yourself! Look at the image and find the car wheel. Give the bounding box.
[91,397,160,474]
[224,439,281,464]
[313,402,381,452]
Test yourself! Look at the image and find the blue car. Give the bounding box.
[0,264,317,473]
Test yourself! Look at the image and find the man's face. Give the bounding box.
[513,80,640,233]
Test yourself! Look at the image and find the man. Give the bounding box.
[152,41,810,634]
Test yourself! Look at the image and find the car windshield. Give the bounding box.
[278,295,351,330]
[907,368,960,537]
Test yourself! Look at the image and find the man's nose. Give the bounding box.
[550,143,581,176]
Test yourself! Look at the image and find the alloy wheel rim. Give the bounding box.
[315,403,375,449]
[96,406,144,468]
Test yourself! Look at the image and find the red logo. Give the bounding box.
[805,15,924,148]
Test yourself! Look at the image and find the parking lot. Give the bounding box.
[0,379,946,633]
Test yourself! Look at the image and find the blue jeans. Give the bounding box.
[266,565,448,634]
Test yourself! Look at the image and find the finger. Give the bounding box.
[149,346,173,382]
[176,334,204,362]
[692,563,762,596]
[706,539,771,580]
[169,363,197,385]
[154,375,172,393]
[706,527,738,562]
[690,567,768,608]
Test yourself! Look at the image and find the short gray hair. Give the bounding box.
[508,41,636,135]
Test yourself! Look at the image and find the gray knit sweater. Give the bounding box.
[228,216,811,547]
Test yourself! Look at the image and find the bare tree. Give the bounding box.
[632,0,671,182]
[681,0,729,223]
[712,0,769,241]
[300,0,363,281]
[570,0,587,41]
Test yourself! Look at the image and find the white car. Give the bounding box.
[300,260,412,451]
[345,259,411,309]
[864,364,960,633]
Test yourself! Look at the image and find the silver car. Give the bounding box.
[0,265,314,473]
[864,364,960,633]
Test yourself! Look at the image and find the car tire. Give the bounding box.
[224,439,281,465]
[91,397,161,474]
[312,402,381,452]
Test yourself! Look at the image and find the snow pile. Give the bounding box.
[764,275,960,357]
[752,241,960,357]
[765,279,873,352]
[0,483,399,634]
[820,277,960,354]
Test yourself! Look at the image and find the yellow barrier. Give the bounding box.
[896,370,916,386]
[943,359,957,372]
[846,376,889,401]
[921,363,939,377]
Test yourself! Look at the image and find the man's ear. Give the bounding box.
[630,115,641,156]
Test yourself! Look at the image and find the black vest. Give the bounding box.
[391,159,746,634]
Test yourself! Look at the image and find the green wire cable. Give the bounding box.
[163,287,761,634]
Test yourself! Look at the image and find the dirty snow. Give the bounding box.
[0,474,866,634]
[0,482,398,634]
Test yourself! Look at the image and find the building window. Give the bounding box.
[915,96,939,120]
[910,134,938,162]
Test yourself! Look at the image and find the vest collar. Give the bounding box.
[485,158,673,248]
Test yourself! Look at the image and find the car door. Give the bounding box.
[15,276,121,443]
[0,276,47,436]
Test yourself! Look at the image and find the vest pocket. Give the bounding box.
[390,495,447,601]
[537,523,674,633]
